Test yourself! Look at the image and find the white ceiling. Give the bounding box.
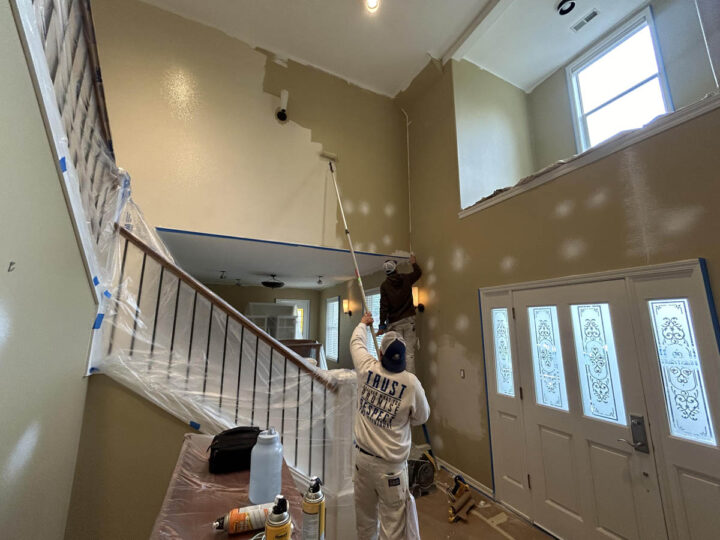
[157,228,409,289]
[140,0,491,96]
[461,0,647,92]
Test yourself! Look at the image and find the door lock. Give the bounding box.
[617,415,650,453]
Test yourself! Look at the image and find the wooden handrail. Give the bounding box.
[117,226,336,391]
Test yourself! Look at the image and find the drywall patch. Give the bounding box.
[427,340,438,355]
[344,200,355,215]
[499,256,516,273]
[428,316,438,330]
[662,206,704,236]
[0,302,10,353]
[560,238,587,260]
[2,421,40,485]
[163,67,199,121]
[382,234,392,246]
[455,314,470,332]
[359,201,370,216]
[384,203,396,217]
[426,273,437,285]
[586,189,608,209]
[425,256,435,272]
[451,246,468,272]
[553,199,575,218]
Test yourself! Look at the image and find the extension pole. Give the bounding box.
[328,161,382,360]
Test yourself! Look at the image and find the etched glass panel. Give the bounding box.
[528,306,568,411]
[649,299,716,445]
[571,303,627,425]
[492,308,515,397]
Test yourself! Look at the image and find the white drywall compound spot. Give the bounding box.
[343,200,355,215]
[427,289,437,303]
[2,422,40,485]
[425,257,435,272]
[163,68,198,121]
[359,201,370,216]
[455,314,470,332]
[384,203,395,217]
[382,234,392,246]
[428,316,438,330]
[428,360,438,376]
[554,199,575,218]
[587,189,608,208]
[354,241,363,251]
[367,242,377,252]
[451,247,467,272]
[432,435,444,452]
[662,207,703,235]
[426,273,437,285]
[560,238,587,260]
[429,386,438,402]
[427,340,438,355]
[499,256,516,273]
[0,303,10,353]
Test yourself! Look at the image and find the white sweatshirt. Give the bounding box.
[350,323,430,463]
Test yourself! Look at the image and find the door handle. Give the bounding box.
[618,414,650,453]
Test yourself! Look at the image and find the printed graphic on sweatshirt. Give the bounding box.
[359,370,408,428]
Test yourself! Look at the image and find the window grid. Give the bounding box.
[567,8,672,151]
[365,292,381,358]
[325,297,339,361]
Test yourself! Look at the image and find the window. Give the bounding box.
[492,308,515,397]
[648,299,716,445]
[276,299,310,339]
[365,290,381,358]
[570,303,626,425]
[528,306,569,411]
[567,8,672,151]
[325,297,340,361]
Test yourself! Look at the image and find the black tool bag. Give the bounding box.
[208,426,261,474]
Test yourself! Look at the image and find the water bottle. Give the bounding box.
[249,427,283,504]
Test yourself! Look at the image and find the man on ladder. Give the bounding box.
[378,254,422,374]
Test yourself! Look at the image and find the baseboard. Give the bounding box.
[433,456,495,498]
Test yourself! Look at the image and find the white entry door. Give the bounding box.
[481,260,720,540]
[514,280,666,539]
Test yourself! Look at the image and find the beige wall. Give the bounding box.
[528,0,717,171]
[92,0,409,253]
[65,375,190,539]
[207,284,321,340]
[319,270,387,371]
[0,4,96,538]
[453,60,535,209]
[399,59,720,486]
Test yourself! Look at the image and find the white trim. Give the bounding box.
[442,0,508,64]
[434,456,495,498]
[325,296,340,361]
[458,91,720,219]
[479,259,700,296]
[566,6,672,153]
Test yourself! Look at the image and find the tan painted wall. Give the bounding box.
[92,0,409,253]
[65,375,190,540]
[319,270,388,371]
[399,59,720,486]
[453,60,536,209]
[0,4,96,538]
[207,284,321,340]
[528,0,717,171]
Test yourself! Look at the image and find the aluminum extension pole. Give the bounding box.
[328,161,382,360]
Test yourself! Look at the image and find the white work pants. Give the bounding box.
[353,449,410,540]
[387,316,417,374]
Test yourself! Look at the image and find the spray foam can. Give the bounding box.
[212,502,273,534]
[301,476,325,540]
[265,494,293,540]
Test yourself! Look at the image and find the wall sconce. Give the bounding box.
[412,286,425,313]
[343,298,352,316]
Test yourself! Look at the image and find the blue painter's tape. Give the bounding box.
[103,290,112,298]
[59,157,67,172]
[93,276,100,286]
[89,367,100,374]
[189,421,201,430]
[92,313,104,329]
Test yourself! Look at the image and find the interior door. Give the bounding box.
[629,267,720,540]
[514,280,666,539]
[481,290,532,518]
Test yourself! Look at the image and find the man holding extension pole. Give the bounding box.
[351,312,430,540]
[378,255,422,373]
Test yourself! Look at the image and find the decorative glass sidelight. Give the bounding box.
[492,308,515,397]
[570,303,627,425]
[648,299,716,445]
[528,306,569,411]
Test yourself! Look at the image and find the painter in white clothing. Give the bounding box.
[351,313,430,540]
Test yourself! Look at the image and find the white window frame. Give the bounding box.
[325,296,340,362]
[566,7,674,153]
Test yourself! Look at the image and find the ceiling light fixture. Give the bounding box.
[261,274,285,289]
[366,0,380,14]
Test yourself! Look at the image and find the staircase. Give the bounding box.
[14,0,357,536]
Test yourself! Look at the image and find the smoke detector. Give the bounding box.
[261,274,284,289]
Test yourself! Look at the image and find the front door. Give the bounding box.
[514,280,666,539]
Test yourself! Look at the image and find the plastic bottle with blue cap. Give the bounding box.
[249,427,283,504]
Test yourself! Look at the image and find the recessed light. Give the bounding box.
[557,0,576,16]
[366,0,380,14]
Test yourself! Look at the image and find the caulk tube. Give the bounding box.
[265,494,293,540]
[302,477,325,540]
[212,502,273,534]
